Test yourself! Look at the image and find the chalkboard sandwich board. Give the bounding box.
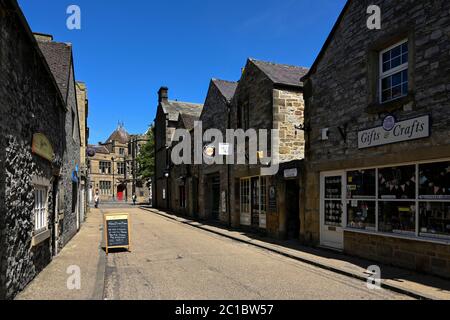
[104,213,131,254]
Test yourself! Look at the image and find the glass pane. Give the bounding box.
[383,61,390,73]
[382,51,390,63]
[348,201,376,230]
[391,45,401,59]
[391,85,402,99]
[419,202,450,237]
[381,76,391,90]
[401,52,408,64]
[401,42,408,54]
[391,56,402,69]
[325,200,343,227]
[379,202,416,233]
[392,72,402,86]
[382,89,391,102]
[402,83,408,96]
[347,170,376,199]
[379,165,416,200]
[325,176,342,199]
[419,161,450,200]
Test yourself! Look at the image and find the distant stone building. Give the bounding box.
[154,87,203,211]
[229,59,308,239]
[76,81,90,222]
[89,125,149,203]
[301,0,450,278]
[0,0,82,299]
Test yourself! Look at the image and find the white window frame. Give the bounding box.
[379,39,409,104]
[336,158,450,244]
[34,185,49,233]
[240,176,268,228]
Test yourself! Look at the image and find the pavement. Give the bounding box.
[16,208,106,300]
[140,207,450,300]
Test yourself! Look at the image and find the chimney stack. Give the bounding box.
[158,87,169,103]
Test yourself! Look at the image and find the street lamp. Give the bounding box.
[111,156,115,201]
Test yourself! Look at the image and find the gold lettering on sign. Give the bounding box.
[32,133,55,162]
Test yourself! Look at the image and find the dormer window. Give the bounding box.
[379,40,409,103]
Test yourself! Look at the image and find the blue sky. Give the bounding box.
[18,0,346,144]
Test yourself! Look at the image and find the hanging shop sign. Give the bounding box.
[104,213,131,255]
[284,168,298,179]
[358,115,430,149]
[32,133,55,162]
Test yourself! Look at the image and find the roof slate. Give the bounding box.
[161,100,203,122]
[212,79,238,102]
[37,41,72,102]
[250,59,309,87]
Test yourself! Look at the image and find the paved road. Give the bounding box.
[103,207,410,300]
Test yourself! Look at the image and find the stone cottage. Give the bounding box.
[0,0,66,299]
[301,0,450,278]
[35,33,82,250]
[229,59,308,239]
[197,79,237,225]
[154,87,203,211]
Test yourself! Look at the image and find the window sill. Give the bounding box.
[344,228,450,246]
[31,229,51,247]
[366,93,415,114]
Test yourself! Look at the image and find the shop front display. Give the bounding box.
[240,176,267,229]
[320,159,450,250]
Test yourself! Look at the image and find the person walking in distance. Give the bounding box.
[132,193,137,206]
[94,192,100,209]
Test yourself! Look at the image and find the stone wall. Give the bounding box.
[0,0,66,299]
[273,89,305,162]
[345,231,450,279]
[60,62,81,248]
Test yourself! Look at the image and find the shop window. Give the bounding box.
[260,177,267,214]
[240,179,250,214]
[379,165,416,200]
[34,186,48,232]
[380,40,409,103]
[346,169,376,230]
[379,202,416,234]
[419,161,450,237]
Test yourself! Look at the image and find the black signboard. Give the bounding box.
[104,213,131,254]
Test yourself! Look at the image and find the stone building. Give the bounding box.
[228,59,308,239]
[154,87,203,211]
[301,0,450,278]
[197,79,237,225]
[76,81,89,224]
[35,33,82,248]
[89,125,150,203]
[0,0,80,299]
